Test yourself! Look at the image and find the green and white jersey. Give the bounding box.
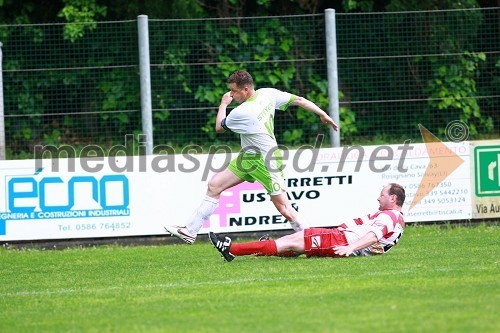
[222,88,295,155]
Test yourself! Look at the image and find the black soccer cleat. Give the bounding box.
[209,232,235,262]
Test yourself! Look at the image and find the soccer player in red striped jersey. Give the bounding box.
[209,183,406,262]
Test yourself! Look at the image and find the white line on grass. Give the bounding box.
[1,267,421,298]
[0,275,319,298]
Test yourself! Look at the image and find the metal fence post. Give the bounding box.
[137,15,153,155]
[325,9,341,148]
[0,42,5,159]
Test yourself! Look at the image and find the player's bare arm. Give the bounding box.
[215,91,233,133]
[333,231,378,256]
[291,96,339,131]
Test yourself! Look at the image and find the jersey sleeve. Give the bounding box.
[221,118,230,131]
[365,212,397,240]
[224,107,249,134]
[259,88,295,111]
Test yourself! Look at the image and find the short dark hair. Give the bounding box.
[388,183,406,207]
[228,70,254,89]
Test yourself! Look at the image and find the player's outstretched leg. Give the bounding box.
[163,195,219,244]
[209,232,235,262]
[164,226,196,244]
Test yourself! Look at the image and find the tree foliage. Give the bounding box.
[338,0,497,139]
[0,0,498,156]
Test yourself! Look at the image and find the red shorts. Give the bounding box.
[304,228,349,258]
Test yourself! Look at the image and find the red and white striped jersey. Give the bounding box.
[343,209,405,256]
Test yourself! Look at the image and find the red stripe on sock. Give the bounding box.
[231,240,278,256]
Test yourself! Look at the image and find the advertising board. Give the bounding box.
[0,139,479,242]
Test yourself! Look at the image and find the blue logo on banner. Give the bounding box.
[0,174,130,236]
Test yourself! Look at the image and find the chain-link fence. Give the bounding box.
[0,8,498,158]
[1,21,140,156]
[336,8,500,143]
[147,14,330,149]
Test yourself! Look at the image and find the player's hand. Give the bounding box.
[320,114,339,131]
[220,91,233,106]
[333,245,352,257]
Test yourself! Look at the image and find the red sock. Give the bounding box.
[230,240,278,256]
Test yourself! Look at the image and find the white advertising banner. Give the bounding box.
[0,141,473,242]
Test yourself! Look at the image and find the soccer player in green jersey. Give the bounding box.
[165,70,338,244]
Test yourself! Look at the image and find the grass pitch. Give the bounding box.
[0,224,498,333]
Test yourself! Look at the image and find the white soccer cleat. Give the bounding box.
[164,225,196,244]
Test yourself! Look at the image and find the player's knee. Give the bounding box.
[206,180,222,197]
[278,232,305,252]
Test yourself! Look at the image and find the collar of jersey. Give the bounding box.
[246,91,259,102]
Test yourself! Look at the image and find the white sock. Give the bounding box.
[185,195,219,235]
[289,213,307,232]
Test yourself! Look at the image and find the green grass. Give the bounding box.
[0,224,498,333]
